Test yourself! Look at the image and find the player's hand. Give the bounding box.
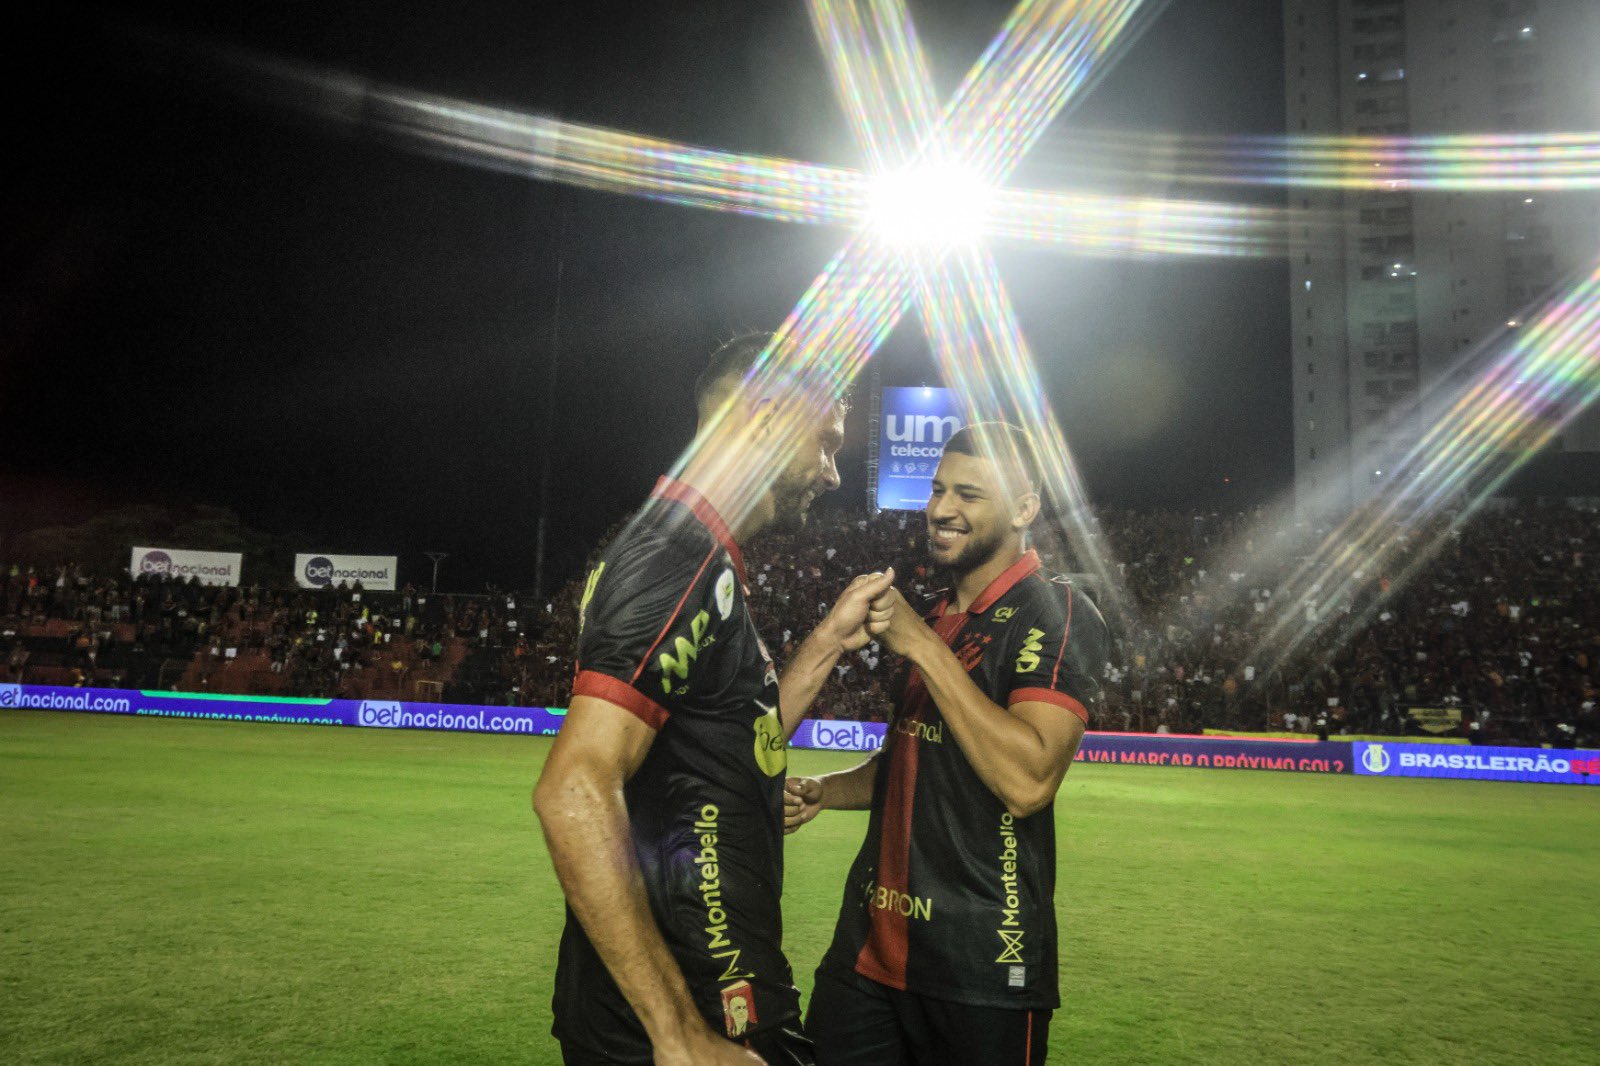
[867,584,924,657]
[784,776,824,834]
[654,1025,767,1065]
[821,568,896,654]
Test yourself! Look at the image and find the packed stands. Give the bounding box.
[5,500,1597,746]
[1,568,529,705]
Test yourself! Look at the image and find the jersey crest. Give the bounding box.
[714,567,736,620]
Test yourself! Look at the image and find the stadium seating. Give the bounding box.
[5,500,1597,746]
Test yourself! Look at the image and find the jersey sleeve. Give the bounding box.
[571,537,720,730]
[1006,582,1108,726]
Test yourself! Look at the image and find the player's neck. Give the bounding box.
[951,540,1024,613]
[674,427,775,546]
[669,464,759,547]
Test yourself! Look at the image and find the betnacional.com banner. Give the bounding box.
[793,719,888,753]
[875,386,964,511]
[294,553,399,591]
[0,684,564,736]
[8,684,1595,785]
[128,546,243,587]
[1354,741,1600,785]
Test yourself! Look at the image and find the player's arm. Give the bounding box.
[870,587,1086,818]
[777,569,896,737]
[783,751,879,833]
[534,698,759,1066]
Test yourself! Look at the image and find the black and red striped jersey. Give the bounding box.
[552,477,799,1058]
[820,549,1108,1010]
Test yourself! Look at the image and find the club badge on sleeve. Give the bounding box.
[721,980,757,1037]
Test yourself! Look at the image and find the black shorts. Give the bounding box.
[559,1021,813,1065]
[808,966,1050,1066]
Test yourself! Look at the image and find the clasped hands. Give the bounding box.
[823,568,923,657]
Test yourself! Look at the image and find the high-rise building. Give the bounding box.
[1284,0,1600,512]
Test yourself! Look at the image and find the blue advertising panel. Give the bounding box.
[791,719,887,752]
[790,720,1353,773]
[0,683,567,737]
[1353,741,1600,785]
[876,386,963,511]
[1077,733,1353,774]
[11,682,1592,787]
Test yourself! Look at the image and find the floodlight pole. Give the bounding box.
[534,205,568,605]
[866,366,881,514]
[424,552,448,594]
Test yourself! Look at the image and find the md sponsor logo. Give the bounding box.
[1361,744,1391,774]
[358,701,405,728]
[0,683,19,708]
[801,721,885,752]
[138,549,174,576]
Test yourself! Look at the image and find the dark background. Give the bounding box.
[3,1,1289,592]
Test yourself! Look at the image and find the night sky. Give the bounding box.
[5,1,1289,592]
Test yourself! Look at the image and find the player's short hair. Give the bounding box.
[694,331,852,420]
[942,421,1043,496]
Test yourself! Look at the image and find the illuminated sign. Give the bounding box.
[876,386,963,511]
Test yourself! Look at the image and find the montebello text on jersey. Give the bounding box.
[552,477,800,1058]
[821,549,1108,1010]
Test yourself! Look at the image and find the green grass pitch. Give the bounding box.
[3,709,1597,1064]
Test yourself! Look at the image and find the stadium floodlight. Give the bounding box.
[866,160,993,250]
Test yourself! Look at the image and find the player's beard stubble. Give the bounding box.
[768,451,825,531]
[929,520,1008,577]
[767,468,817,534]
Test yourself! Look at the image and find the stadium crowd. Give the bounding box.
[5,500,1597,745]
[0,566,536,702]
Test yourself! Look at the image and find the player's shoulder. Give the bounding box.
[599,503,719,578]
[1020,566,1107,632]
[1015,562,1073,608]
[582,513,727,631]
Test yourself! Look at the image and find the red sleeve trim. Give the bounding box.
[573,670,670,730]
[1009,687,1089,726]
[1049,584,1074,688]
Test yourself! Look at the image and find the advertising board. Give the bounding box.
[0,684,564,736]
[129,546,243,587]
[294,553,399,591]
[1353,741,1600,785]
[876,386,963,511]
[10,684,1591,786]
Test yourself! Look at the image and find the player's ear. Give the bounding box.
[749,396,777,437]
[1012,491,1040,531]
[696,379,744,437]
